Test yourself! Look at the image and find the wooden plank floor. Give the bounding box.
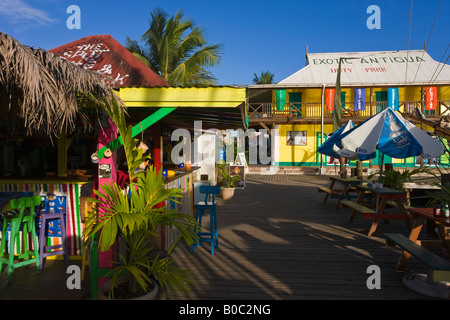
[0,174,445,300]
[0,259,90,300]
[166,174,441,300]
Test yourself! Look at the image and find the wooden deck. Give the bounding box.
[0,174,444,300]
[166,174,440,300]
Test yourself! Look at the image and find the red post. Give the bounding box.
[97,118,118,287]
[151,122,162,173]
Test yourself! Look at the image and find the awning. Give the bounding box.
[118,86,246,108]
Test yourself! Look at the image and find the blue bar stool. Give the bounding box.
[38,209,69,272]
[191,185,221,255]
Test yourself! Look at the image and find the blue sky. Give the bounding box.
[0,0,449,85]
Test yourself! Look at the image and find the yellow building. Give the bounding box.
[248,50,450,168]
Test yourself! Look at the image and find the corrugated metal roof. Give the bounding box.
[49,35,169,88]
[274,50,450,88]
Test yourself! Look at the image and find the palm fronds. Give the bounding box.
[125,7,223,86]
[252,71,275,84]
[0,32,112,136]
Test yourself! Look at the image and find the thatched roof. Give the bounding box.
[0,32,113,136]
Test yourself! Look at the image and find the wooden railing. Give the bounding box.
[248,100,450,122]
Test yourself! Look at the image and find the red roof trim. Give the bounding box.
[50,35,169,88]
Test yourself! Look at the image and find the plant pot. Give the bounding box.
[220,187,235,200]
[98,276,159,300]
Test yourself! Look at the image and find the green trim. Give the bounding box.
[74,184,82,256]
[98,107,176,159]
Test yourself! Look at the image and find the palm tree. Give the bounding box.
[252,71,275,84]
[125,8,223,86]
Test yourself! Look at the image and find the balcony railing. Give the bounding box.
[248,100,450,122]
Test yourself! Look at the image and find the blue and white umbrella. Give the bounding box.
[333,107,444,160]
[319,120,376,161]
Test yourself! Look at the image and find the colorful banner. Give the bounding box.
[425,86,437,110]
[276,90,286,111]
[39,194,67,238]
[325,88,335,111]
[387,87,399,110]
[354,88,366,111]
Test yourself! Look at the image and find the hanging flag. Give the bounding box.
[326,88,335,111]
[354,88,366,111]
[276,90,286,111]
[424,86,437,110]
[387,88,399,111]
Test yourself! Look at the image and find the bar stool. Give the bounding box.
[38,209,69,272]
[0,195,41,280]
[191,185,221,255]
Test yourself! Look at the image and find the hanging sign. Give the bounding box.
[424,86,437,110]
[387,88,399,110]
[354,88,366,111]
[325,88,335,111]
[98,164,112,179]
[276,90,286,111]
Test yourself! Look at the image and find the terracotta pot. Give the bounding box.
[220,187,235,200]
[98,276,159,300]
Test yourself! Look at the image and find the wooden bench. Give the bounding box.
[387,200,412,210]
[318,186,357,202]
[340,200,375,214]
[385,233,450,282]
[318,186,339,195]
[318,186,340,204]
[341,200,376,227]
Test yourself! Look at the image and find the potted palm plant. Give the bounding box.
[217,163,241,200]
[82,93,197,299]
[368,167,432,191]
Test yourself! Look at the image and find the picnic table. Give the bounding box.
[384,207,450,298]
[318,176,361,208]
[404,181,440,205]
[385,207,450,279]
[341,184,411,237]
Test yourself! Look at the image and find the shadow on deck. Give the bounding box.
[0,174,441,300]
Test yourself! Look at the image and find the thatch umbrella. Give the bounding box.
[0,32,115,137]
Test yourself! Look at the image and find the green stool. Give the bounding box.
[0,195,41,280]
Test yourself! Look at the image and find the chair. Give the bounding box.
[191,185,221,255]
[0,195,41,280]
[38,209,69,272]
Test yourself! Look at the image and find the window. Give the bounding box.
[287,131,307,146]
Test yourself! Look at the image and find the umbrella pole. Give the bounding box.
[379,153,385,183]
[340,157,346,177]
